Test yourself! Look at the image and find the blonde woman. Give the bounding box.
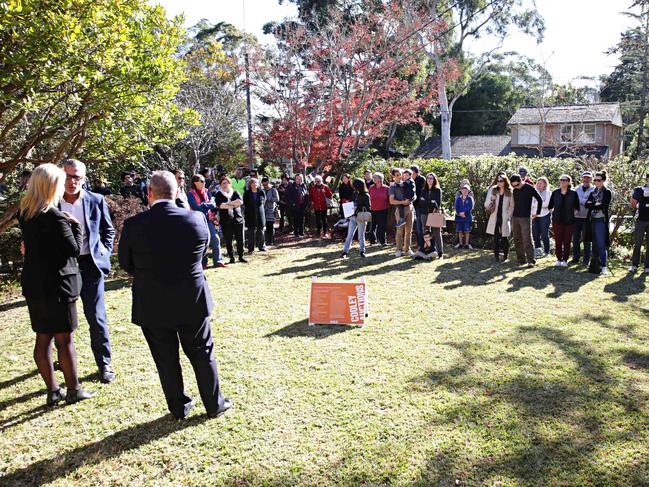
[532,176,552,257]
[485,173,515,262]
[19,164,95,406]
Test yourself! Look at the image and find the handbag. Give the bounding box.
[356,211,372,224]
[426,212,445,228]
[325,196,336,209]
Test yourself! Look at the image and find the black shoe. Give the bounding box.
[100,365,116,384]
[208,398,233,418]
[259,247,267,252]
[341,252,348,259]
[569,259,579,266]
[360,252,366,258]
[174,398,196,420]
[46,388,66,407]
[65,388,96,405]
[229,256,236,264]
[239,257,248,263]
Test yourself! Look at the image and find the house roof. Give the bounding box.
[511,145,610,159]
[507,103,623,127]
[411,135,511,159]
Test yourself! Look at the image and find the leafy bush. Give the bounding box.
[0,225,22,273]
[105,195,144,251]
[354,154,648,246]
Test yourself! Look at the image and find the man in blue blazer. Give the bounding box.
[118,171,232,419]
[61,160,116,383]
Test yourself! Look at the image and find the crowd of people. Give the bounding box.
[12,158,649,416]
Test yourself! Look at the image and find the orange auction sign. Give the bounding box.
[308,277,368,326]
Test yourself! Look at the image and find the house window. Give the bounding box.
[575,124,596,144]
[560,125,573,143]
[518,125,540,144]
[560,124,597,144]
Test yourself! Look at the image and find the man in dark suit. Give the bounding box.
[61,159,116,383]
[118,170,232,419]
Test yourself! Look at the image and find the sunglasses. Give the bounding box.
[560,178,569,182]
[497,179,504,183]
[594,179,603,182]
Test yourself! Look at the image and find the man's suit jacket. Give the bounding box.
[19,208,83,300]
[118,201,213,329]
[76,189,115,275]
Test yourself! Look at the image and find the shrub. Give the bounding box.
[105,195,144,252]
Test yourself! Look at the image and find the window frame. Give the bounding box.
[518,124,540,145]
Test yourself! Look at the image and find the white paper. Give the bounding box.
[342,202,355,218]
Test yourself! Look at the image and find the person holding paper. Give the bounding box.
[341,178,371,259]
[630,173,649,273]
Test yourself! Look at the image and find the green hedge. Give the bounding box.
[354,154,648,239]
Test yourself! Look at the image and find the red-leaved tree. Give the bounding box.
[252,1,452,175]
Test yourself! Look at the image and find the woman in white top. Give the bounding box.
[532,176,552,257]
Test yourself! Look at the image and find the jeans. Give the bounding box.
[205,220,223,266]
[572,217,591,264]
[553,222,573,262]
[343,216,367,253]
[592,219,608,268]
[314,210,328,234]
[418,213,444,256]
[394,205,414,252]
[631,219,649,268]
[414,208,424,249]
[369,208,388,244]
[512,217,535,264]
[532,213,551,254]
[265,220,276,245]
[78,256,111,369]
[493,232,509,259]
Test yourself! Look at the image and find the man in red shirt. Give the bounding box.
[309,175,333,237]
[368,172,390,245]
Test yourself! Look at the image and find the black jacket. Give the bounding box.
[286,182,309,210]
[338,183,354,203]
[548,188,580,225]
[418,186,442,213]
[413,174,426,201]
[243,189,266,227]
[585,187,612,247]
[512,183,543,218]
[19,208,82,300]
[118,201,213,328]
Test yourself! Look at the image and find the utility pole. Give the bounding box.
[243,0,254,169]
[636,3,649,159]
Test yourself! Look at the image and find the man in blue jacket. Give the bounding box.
[118,171,232,419]
[61,159,116,383]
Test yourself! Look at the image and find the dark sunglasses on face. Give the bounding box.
[594,179,603,182]
[560,178,569,182]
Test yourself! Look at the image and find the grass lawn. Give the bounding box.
[1,239,648,486]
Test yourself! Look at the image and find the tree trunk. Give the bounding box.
[438,73,452,160]
[636,6,649,159]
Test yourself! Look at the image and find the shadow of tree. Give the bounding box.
[407,326,649,485]
[433,254,509,290]
[0,370,38,391]
[264,319,357,339]
[0,414,209,486]
[0,299,26,312]
[622,350,649,371]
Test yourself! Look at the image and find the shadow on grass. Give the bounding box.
[603,272,647,302]
[408,326,649,484]
[0,299,26,312]
[265,319,357,339]
[622,350,649,371]
[104,278,130,292]
[0,414,209,486]
[506,265,593,297]
[433,254,509,290]
[0,370,38,391]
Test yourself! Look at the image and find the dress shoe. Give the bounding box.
[208,398,233,418]
[100,365,116,384]
[229,256,236,264]
[46,388,66,407]
[65,388,96,404]
[174,398,196,420]
[239,257,248,263]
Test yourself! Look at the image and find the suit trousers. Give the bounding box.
[631,219,649,268]
[78,256,111,368]
[141,318,225,418]
[512,217,536,264]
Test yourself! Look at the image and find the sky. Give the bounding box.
[152,0,633,88]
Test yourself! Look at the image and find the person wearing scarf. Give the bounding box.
[243,178,267,253]
[188,175,225,269]
[213,176,247,264]
[585,169,612,275]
